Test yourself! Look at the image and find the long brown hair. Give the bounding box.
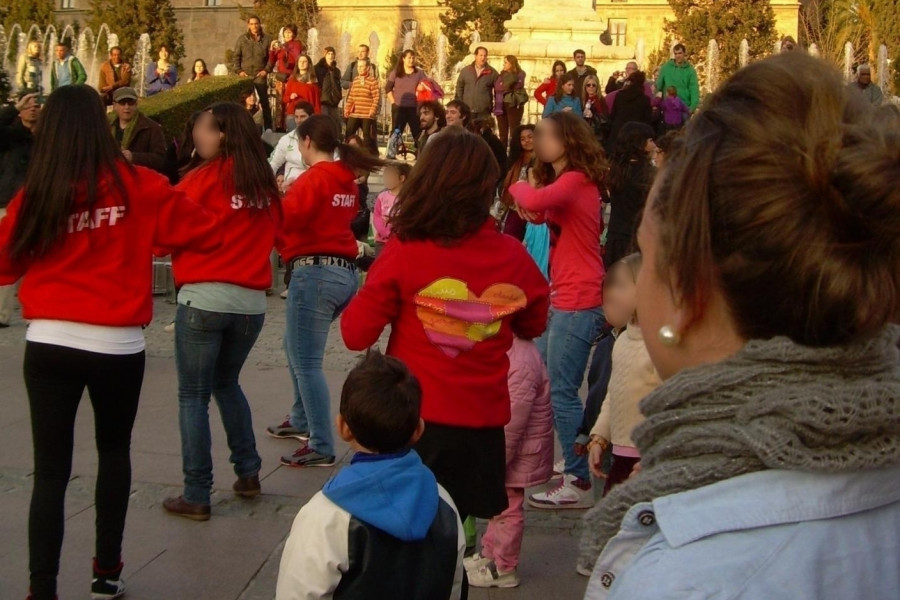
[391,127,499,243]
[651,51,900,346]
[554,72,577,102]
[296,114,385,174]
[291,54,316,83]
[533,111,607,189]
[9,85,131,259]
[393,49,417,79]
[180,102,280,208]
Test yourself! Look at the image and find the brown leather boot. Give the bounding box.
[233,475,261,498]
[163,496,211,521]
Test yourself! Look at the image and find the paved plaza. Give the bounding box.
[0,292,590,599]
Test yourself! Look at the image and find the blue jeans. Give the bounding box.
[542,306,604,482]
[175,305,264,505]
[284,265,358,457]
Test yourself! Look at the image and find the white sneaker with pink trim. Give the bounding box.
[528,474,593,509]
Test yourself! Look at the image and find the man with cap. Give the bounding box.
[848,64,884,106]
[109,86,167,172]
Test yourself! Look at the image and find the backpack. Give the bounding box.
[416,78,445,104]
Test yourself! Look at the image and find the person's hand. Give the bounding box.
[290,93,298,100]
[16,93,38,113]
[239,71,248,77]
[562,106,573,112]
[516,206,542,223]
[584,107,593,118]
[256,69,267,78]
[121,149,133,163]
[627,461,642,480]
[589,438,609,479]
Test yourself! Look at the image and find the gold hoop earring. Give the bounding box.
[658,325,681,347]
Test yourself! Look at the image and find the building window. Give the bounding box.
[60,0,74,9]
[205,0,221,6]
[609,19,627,47]
[401,19,418,36]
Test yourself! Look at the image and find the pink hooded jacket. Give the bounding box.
[504,338,554,488]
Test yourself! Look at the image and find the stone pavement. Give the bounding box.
[0,295,591,600]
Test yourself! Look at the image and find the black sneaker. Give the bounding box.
[280,444,335,468]
[91,559,125,599]
[266,417,309,441]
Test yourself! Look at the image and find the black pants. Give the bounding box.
[24,342,144,600]
[346,117,378,155]
[391,105,421,141]
[253,76,273,131]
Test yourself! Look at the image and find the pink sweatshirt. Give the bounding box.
[509,171,604,310]
[372,190,398,244]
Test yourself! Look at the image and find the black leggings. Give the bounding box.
[391,104,421,140]
[24,342,145,600]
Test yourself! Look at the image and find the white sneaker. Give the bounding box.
[467,561,519,588]
[163,321,175,333]
[463,552,492,571]
[576,557,594,577]
[528,474,593,509]
[280,289,288,299]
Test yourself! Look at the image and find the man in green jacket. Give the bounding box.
[656,43,701,113]
[50,43,87,90]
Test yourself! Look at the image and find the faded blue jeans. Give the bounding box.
[541,306,604,482]
[175,305,264,505]
[284,265,358,457]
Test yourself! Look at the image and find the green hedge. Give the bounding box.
[140,76,254,140]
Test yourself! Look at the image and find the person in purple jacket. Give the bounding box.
[660,85,690,131]
[493,55,527,147]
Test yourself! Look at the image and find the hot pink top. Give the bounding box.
[372,190,398,244]
[510,171,604,310]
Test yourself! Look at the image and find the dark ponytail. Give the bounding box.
[296,114,385,174]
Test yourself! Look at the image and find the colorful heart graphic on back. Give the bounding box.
[414,278,528,357]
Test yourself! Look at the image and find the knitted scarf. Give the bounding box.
[580,325,900,567]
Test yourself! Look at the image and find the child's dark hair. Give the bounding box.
[340,351,422,454]
[297,114,385,174]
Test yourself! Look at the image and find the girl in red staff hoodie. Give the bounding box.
[269,115,384,469]
[341,127,550,525]
[0,85,220,600]
[160,102,282,522]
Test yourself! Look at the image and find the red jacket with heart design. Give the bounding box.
[341,220,550,428]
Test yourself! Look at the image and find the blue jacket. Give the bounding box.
[276,449,465,600]
[543,95,582,118]
[585,466,900,600]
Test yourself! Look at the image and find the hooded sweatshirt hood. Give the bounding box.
[322,449,439,542]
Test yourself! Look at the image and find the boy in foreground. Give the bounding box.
[276,351,466,599]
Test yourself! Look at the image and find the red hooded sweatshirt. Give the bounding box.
[170,157,281,289]
[341,220,550,428]
[277,160,359,262]
[0,163,221,326]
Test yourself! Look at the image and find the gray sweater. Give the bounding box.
[233,31,273,75]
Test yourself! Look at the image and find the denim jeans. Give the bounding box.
[284,265,358,457]
[175,305,264,505]
[542,306,604,482]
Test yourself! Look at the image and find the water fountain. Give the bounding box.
[808,43,819,58]
[635,38,646,69]
[134,33,152,97]
[435,34,448,82]
[368,31,380,67]
[306,28,319,66]
[706,39,720,94]
[843,41,853,82]
[876,44,890,96]
[339,31,351,72]
[1,23,119,94]
[471,31,481,46]
[739,38,749,68]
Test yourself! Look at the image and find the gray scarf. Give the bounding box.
[580,325,900,567]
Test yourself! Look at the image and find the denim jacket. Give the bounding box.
[585,466,900,600]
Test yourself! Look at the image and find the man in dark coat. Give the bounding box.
[233,15,273,130]
[109,87,167,173]
[0,92,39,327]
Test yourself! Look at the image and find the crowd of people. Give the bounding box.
[0,18,898,600]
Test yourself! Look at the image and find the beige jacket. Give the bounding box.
[591,324,661,449]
